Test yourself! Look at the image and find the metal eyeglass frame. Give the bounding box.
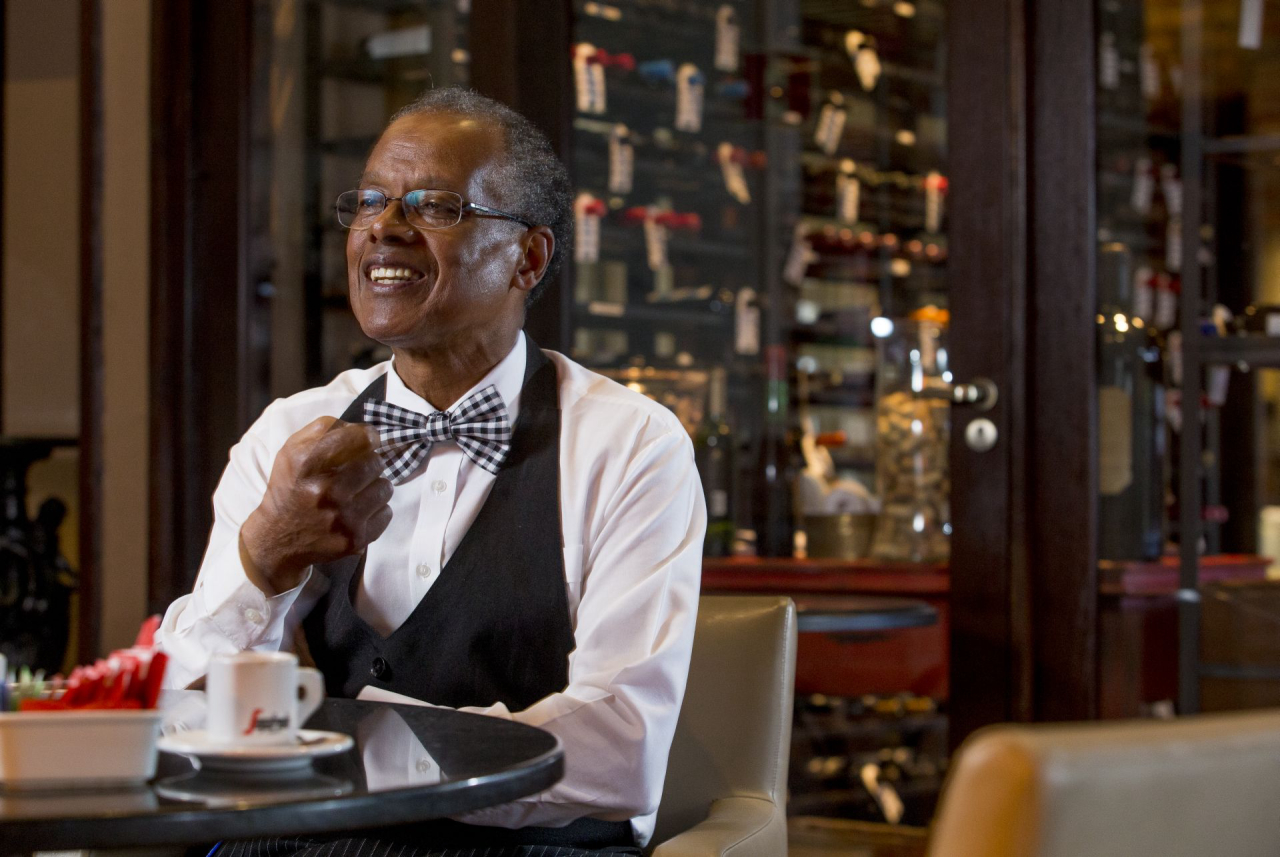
[336,189,534,231]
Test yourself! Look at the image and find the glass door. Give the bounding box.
[1095,0,1280,715]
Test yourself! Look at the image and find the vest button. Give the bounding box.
[371,657,390,680]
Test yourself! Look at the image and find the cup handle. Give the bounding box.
[296,667,325,728]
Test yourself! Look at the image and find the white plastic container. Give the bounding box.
[0,709,162,790]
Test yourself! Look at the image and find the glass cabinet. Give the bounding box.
[562,0,949,561]
[254,0,471,400]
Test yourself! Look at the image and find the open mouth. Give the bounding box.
[366,265,425,286]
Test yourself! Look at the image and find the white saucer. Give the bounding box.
[157,729,354,773]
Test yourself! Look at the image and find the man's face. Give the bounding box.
[346,112,529,351]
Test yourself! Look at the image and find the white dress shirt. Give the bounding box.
[157,332,706,845]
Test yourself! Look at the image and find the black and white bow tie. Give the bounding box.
[363,384,512,483]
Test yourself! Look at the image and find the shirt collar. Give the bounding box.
[384,330,526,427]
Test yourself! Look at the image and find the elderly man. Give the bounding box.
[158,88,706,856]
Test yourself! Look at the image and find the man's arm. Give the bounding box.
[159,410,392,689]
[361,423,706,834]
[157,425,306,689]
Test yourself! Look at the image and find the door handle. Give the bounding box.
[918,376,999,411]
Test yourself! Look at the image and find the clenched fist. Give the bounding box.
[240,417,394,594]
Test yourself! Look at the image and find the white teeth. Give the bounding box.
[369,266,422,283]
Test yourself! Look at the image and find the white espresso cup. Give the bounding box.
[206,651,325,747]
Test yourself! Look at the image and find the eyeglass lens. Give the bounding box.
[336,189,464,229]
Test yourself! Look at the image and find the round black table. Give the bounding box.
[792,595,938,634]
[0,696,563,853]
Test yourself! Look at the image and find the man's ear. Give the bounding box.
[512,226,555,295]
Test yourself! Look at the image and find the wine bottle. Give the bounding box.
[1098,242,1166,560]
[752,345,795,557]
[696,367,736,556]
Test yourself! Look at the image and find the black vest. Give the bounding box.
[303,336,576,710]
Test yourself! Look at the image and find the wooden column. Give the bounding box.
[78,0,104,662]
[148,0,257,613]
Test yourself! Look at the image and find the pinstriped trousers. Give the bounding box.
[215,839,643,857]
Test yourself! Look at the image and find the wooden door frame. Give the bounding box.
[947,0,1099,742]
[470,0,575,353]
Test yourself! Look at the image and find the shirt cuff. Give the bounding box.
[194,533,312,649]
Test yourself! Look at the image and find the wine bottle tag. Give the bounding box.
[855,47,883,92]
[1133,264,1155,321]
[815,103,847,155]
[735,287,761,355]
[1099,31,1120,89]
[924,170,946,234]
[1166,329,1184,386]
[783,223,817,286]
[1165,387,1183,433]
[715,4,740,73]
[675,63,705,132]
[1155,275,1178,330]
[1139,42,1161,100]
[1239,0,1264,49]
[718,143,751,204]
[644,215,669,270]
[1131,156,1154,214]
[574,192,602,264]
[1165,215,1182,272]
[708,489,729,518]
[836,172,860,224]
[590,57,607,114]
[844,29,866,63]
[653,264,674,297]
[1208,365,1231,407]
[574,44,607,114]
[1160,164,1183,216]
[608,124,634,194]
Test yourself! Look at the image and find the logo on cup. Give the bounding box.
[243,708,290,735]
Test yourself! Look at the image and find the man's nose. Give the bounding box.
[369,199,417,242]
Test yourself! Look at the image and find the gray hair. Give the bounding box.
[387,88,573,306]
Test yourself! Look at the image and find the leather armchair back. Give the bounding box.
[930,709,1280,857]
[651,596,797,854]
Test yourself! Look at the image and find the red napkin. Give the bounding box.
[17,616,168,711]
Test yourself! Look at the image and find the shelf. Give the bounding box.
[1098,112,1181,143]
[791,324,873,347]
[1199,336,1280,368]
[320,0,443,13]
[1203,134,1280,156]
[597,227,754,262]
[573,301,733,327]
[321,57,431,86]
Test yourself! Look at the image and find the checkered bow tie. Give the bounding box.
[363,384,512,483]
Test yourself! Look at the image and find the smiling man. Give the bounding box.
[158,88,706,857]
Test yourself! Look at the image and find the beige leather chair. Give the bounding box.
[649,595,798,857]
[928,709,1280,857]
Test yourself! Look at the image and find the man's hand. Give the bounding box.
[240,417,393,595]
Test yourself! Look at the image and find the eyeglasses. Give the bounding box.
[335,189,534,231]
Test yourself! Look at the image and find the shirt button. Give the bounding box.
[431,479,448,494]
[416,758,433,774]
[243,607,264,624]
[416,563,431,579]
[370,657,390,680]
